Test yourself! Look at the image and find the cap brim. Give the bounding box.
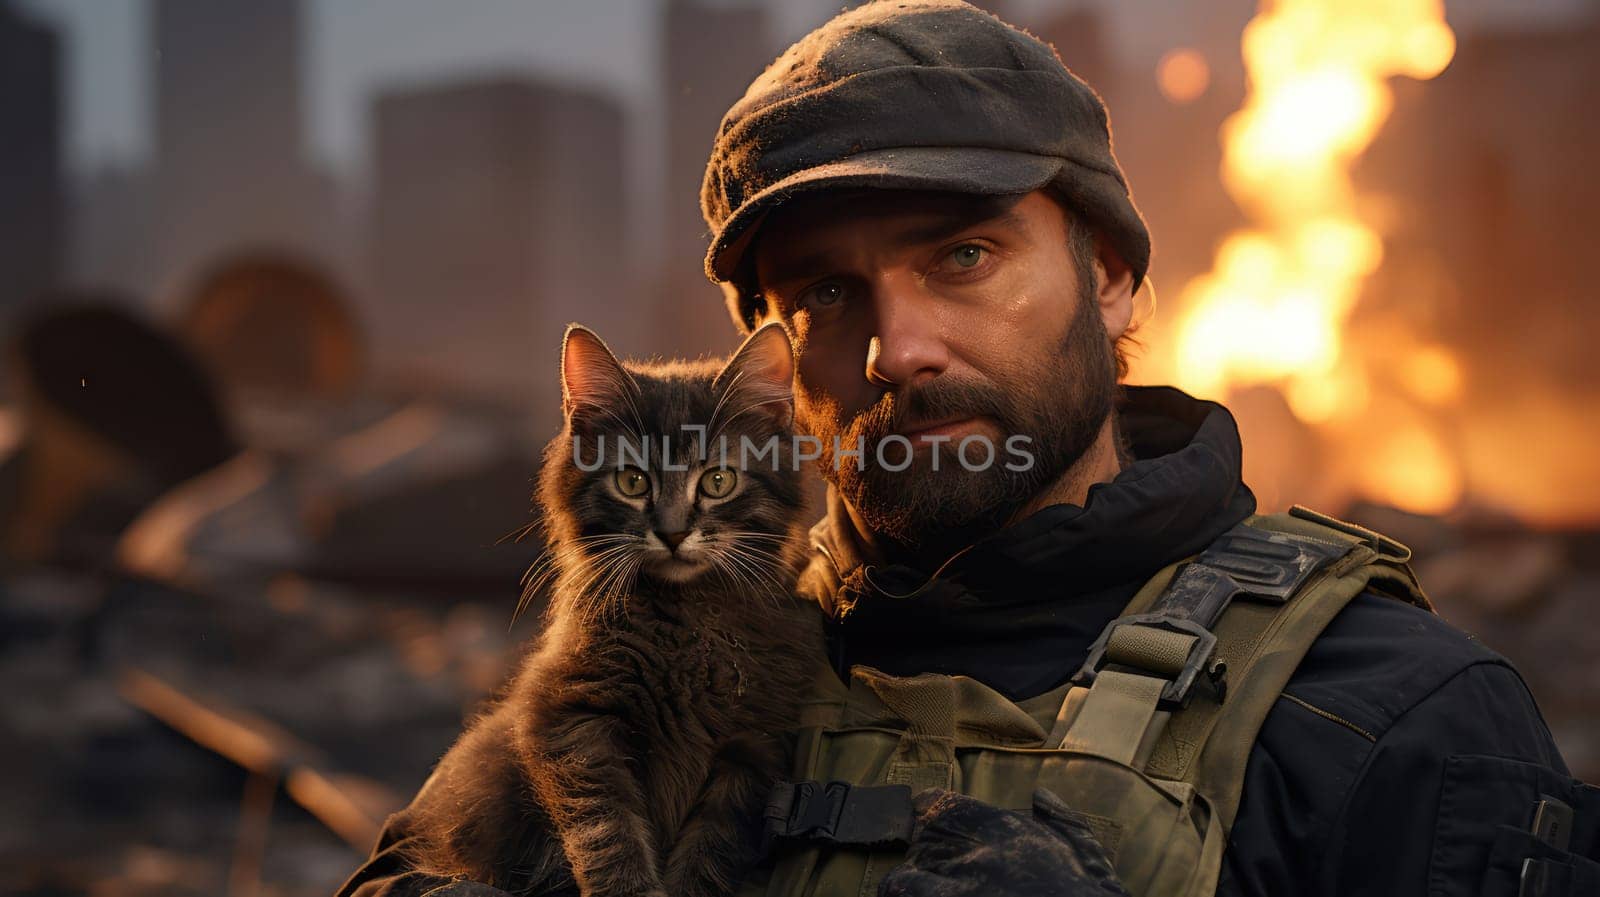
[706,146,1063,282]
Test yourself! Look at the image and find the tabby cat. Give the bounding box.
[397,321,825,897]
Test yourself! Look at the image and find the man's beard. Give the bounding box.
[799,291,1119,558]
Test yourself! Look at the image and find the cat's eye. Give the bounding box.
[614,469,651,498]
[699,468,737,499]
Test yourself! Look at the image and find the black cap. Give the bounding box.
[701,0,1151,332]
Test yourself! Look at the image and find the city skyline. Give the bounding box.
[21,0,1586,180]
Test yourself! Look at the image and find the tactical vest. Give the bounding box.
[739,506,1432,897]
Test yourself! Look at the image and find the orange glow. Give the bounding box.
[1399,345,1464,406]
[1164,0,1460,516]
[1358,418,1462,516]
[1458,389,1600,527]
[1157,48,1211,104]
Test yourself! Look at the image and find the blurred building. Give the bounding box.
[369,76,626,416]
[70,165,156,298]
[151,0,343,300]
[1362,15,1600,395]
[0,2,65,313]
[655,0,771,357]
[1026,3,1251,317]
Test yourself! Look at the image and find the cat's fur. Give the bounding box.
[396,323,825,897]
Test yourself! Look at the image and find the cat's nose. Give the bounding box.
[656,529,689,551]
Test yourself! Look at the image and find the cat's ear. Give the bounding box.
[560,324,637,422]
[713,322,795,430]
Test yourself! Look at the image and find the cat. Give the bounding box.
[395,321,826,897]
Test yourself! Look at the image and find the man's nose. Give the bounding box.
[864,277,950,389]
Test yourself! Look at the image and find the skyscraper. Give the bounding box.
[369,76,627,414]
[656,0,771,357]
[0,2,64,310]
[152,0,338,298]
[1363,16,1600,390]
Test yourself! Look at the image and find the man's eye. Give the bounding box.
[949,245,986,268]
[797,282,846,310]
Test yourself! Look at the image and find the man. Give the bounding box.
[340,2,1595,895]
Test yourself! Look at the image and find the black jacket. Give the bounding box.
[338,386,1596,897]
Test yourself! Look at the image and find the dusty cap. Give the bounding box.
[701,0,1150,332]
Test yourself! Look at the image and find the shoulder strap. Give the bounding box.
[1055,514,1348,764]
[1071,518,1356,707]
[1168,508,1428,828]
[1058,506,1429,830]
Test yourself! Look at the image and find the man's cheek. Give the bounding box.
[795,368,868,432]
[793,388,845,441]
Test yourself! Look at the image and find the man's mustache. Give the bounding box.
[849,378,1009,443]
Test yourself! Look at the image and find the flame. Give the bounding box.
[1167,0,1458,515]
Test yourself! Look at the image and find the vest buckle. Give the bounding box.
[762,780,916,851]
[1073,614,1220,710]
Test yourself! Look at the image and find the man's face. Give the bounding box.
[751,188,1120,552]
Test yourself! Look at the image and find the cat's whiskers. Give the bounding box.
[704,559,742,597]
[566,540,643,590]
[581,552,643,628]
[521,534,634,591]
[726,538,800,590]
[564,541,647,627]
[714,530,793,545]
[514,535,640,626]
[708,541,791,610]
[599,555,645,624]
[544,541,638,619]
[707,529,793,554]
[704,551,758,606]
[723,551,791,610]
[713,553,774,607]
[515,552,567,626]
[495,517,543,548]
[513,561,551,627]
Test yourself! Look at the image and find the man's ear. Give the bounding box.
[713,322,795,430]
[559,323,637,422]
[1094,236,1136,340]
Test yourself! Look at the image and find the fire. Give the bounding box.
[1166,0,1459,515]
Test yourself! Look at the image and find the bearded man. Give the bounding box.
[340,3,1595,896]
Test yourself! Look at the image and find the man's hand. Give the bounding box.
[877,788,1131,897]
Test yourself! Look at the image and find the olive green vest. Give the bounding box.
[740,507,1431,897]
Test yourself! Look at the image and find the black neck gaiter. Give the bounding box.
[811,385,1258,701]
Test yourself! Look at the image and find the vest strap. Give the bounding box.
[763,781,915,850]
[1057,670,1167,766]
[1072,523,1350,710]
[1105,624,1199,679]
